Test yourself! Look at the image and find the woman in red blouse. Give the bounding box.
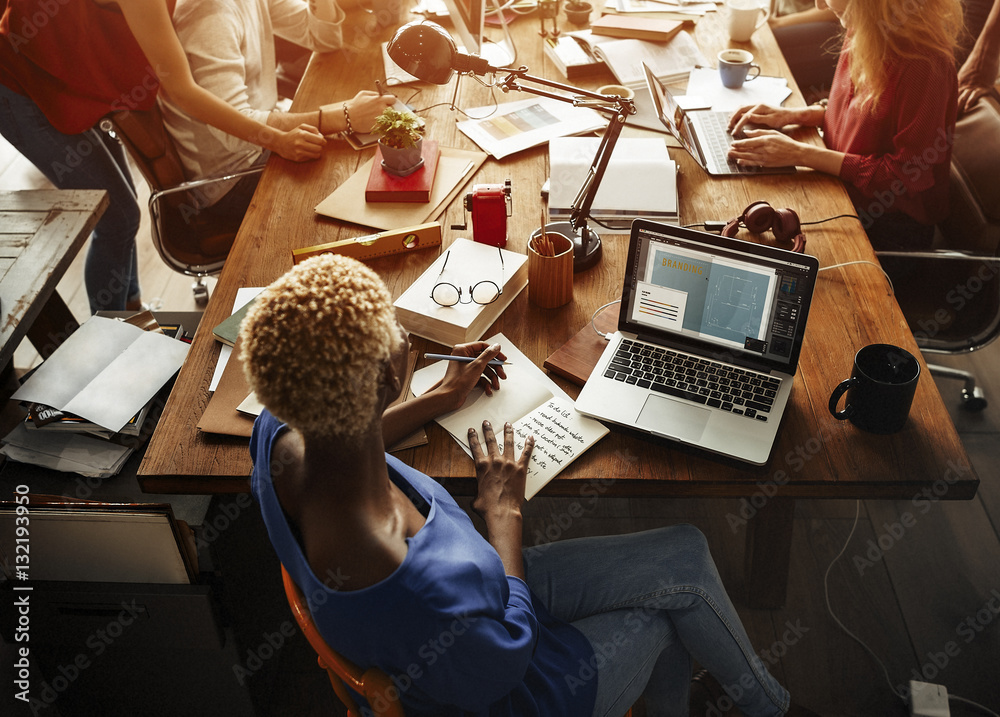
[727,0,964,250]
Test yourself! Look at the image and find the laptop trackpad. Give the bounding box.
[636,395,711,442]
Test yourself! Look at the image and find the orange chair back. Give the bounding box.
[280,565,406,717]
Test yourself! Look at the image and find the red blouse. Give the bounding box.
[0,0,158,134]
[823,44,957,227]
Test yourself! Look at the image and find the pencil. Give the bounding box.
[424,353,510,367]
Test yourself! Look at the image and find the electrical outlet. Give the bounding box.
[910,680,950,717]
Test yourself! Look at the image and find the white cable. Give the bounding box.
[590,299,620,339]
[823,499,908,704]
[825,501,1000,717]
[950,694,1000,717]
[818,260,895,296]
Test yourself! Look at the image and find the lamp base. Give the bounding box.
[540,221,602,272]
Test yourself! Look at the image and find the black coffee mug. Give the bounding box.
[828,344,920,434]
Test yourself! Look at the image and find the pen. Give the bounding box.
[424,353,510,367]
[375,79,386,96]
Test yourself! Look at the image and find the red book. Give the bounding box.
[366,140,440,203]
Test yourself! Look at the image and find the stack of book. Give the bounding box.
[394,239,529,346]
[547,136,679,231]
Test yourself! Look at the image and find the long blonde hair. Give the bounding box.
[842,0,963,111]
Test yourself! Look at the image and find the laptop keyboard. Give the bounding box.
[603,339,781,421]
[694,111,765,175]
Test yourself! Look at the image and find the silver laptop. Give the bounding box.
[642,62,796,177]
[575,219,819,465]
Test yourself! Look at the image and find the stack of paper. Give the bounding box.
[548,136,679,231]
[2,315,189,477]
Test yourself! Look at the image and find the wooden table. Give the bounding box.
[140,10,979,607]
[0,189,108,369]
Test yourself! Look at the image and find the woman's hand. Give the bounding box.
[728,129,808,168]
[271,124,327,161]
[345,90,399,133]
[469,421,534,524]
[729,104,823,138]
[427,342,509,415]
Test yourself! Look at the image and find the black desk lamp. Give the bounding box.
[387,20,636,272]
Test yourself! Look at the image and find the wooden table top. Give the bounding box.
[139,10,979,501]
[0,189,108,369]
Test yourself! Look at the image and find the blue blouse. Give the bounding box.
[250,411,597,716]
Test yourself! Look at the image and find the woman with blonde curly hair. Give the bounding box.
[727,0,964,250]
[241,253,808,717]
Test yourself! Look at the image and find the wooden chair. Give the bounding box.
[100,106,262,305]
[877,89,1000,411]
[281,565,406,717]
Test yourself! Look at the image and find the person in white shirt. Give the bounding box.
[159,0,397,215]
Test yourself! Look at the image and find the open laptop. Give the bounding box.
[574,219,819,465]
[642,62,796,177]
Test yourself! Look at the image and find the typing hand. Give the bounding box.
[469,420,533,521]
[728,129,805,168]
[273,124,326,162]
[729,104,799,138]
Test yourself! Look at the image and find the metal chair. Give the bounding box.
[101,106,262,306]
[281,564,406,717]
[877,89,1000,411]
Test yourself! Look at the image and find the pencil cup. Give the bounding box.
[528,230,574,308]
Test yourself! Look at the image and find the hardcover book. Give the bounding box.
[590,15,684,42]
[393,239,528,347]
[366,140,440,203]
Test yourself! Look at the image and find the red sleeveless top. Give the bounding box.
[0,0,159,133]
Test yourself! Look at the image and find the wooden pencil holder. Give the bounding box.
[528,230,574,308]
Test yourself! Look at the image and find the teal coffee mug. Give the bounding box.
[718,49,761,89]
[828,344,920,434]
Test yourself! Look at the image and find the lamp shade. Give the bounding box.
[386,21,458,85]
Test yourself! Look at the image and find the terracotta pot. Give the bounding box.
[564,2,592,24]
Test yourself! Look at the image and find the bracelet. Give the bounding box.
[342,102,354,135]
[318,106,324,134]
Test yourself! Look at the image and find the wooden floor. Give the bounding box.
[2,129,999,716]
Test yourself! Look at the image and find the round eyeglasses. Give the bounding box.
[430,247,504,307]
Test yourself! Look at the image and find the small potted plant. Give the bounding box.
[564,0,592,25]
[371,107,426,177]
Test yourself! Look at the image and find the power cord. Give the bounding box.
[590,299,620,339]
[818,260,895,295]
[825,500,1000,717]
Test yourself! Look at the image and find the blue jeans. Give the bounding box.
[523,525,790,717]
[0,83,140,313]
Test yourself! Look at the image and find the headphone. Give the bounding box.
[722,201,806,253]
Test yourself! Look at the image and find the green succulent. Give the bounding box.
[371,107,425,150]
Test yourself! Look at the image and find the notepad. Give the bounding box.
[411,333,609,499]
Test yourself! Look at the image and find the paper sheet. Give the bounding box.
[683,66,792,112]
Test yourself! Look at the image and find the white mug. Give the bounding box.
[726,0,770,42]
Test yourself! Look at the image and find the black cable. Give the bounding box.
[800,213,862,226]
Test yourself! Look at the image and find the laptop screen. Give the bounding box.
[620,220,819,374]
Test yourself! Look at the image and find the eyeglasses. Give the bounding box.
[430,247,504,307]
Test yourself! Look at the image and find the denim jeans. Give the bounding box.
[0,83,140,313]
[523,525,790,717]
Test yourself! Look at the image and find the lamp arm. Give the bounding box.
[494,67,636,231]
[568,105,630,231]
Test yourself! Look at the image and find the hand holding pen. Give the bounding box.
[429,342,509,398]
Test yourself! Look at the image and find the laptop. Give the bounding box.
[574,219,819,465]
[642,62,796,177]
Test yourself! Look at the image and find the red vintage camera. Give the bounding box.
[454,180,512,248]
